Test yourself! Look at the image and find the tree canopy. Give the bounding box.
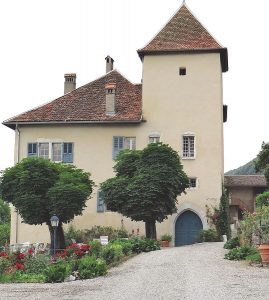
[0,157,94,248]
[101,143,189,239]
[256,142,269,182]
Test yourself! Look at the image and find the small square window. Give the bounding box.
[188,178,197,189]
[179,67,186,76]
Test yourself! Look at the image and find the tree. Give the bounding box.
[101,143,189,239]
[215,185,231,240]
[256,142,269,182]
[0,198,10,225]
[0,157,93,250]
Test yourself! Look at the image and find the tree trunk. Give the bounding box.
[48,222,66,253]
[145,220,156,239]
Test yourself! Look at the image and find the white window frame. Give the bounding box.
[182,133,196,159]
[148,132,160,144]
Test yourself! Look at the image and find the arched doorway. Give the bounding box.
[175,210,203,246]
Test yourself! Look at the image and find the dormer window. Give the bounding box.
[105,82,116,115]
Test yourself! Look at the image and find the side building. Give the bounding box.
[3,4,228,246]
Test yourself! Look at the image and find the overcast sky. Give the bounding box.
[0,0,268,172]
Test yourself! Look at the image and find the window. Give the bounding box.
[188,178,197,189]
[179,67,186,76]
[52,143,62,162]
[27,142,73,163]
[97,190,105,213]
[27,143,37,157]
[149,136,160,144]
[39,143,49,159]
[182,135,195,158]
[113,136,136,159]
[63,143,73,163]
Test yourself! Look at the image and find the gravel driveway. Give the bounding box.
[1,242,269,300]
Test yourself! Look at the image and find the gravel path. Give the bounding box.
[1,242,269,300]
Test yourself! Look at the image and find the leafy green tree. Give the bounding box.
[256,142,269,182]
[0,157,93,250]
[0,198,10,225]
[101,143,189,239]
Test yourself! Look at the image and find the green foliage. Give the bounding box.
[0,157,93,225]
[224,245,258,260]
[0,199,10,224]
[0,257,11,275]
[197,229,222,242]
[129,237,160,253]
[24,254,50,274]
[255,142,269,183]
[44,261,71,283]
[88,240,103,257]
[160,234,172,242]
[256,191,269,207]
[101,244,124,265]
[0,224,10,247]
[101,143,189,238]
[0,271,46,283]
[78,256,107,279]
[224,236,240,249]
[215,186,231,239]
[245,251,262,263]
[109,239,133,255]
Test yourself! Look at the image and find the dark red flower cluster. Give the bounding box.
[0,252,8,258]
[56,243,91,259]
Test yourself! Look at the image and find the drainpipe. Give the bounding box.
[15,123,20,243]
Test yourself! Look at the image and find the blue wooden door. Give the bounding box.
[175,211,203,246]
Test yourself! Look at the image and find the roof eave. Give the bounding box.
[137,47,229,72]
[2,118,144,130]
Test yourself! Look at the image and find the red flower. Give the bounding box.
[79,244,90,252]
[27,248,34,255]
[16,253,25,260]
[16,262,25,270]
[0,252,8,258]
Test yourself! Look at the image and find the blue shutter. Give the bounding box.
[97,190,105,213]
[63,143,73,163]
[27,143,37,157]
[113,136,124,159]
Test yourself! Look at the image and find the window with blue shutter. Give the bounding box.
[113,136,124,159]
[63,143,73,163]
[97,190,105,213]
[27,143,37,157]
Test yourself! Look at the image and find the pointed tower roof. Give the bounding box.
[137,4,228,72]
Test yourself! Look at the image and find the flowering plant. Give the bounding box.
[56,243,91,259]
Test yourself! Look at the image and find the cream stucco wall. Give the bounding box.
[10,52,224,244]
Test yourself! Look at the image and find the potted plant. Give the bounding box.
[160,234,172,247]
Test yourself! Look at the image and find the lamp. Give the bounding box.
[50,214,59,258]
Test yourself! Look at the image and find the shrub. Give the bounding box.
[78,256,107,279]
[109,239,133,256]
[224,245,257,260]
[197,229,222,242]
[246,251,262,264]
[129,237,160,253]
[0,257,11,275]
[224,236,240,249]
[160,234,172,242]
[24,254,50,274]
[65,225,85,244]
[88,240,102,257]
[44,261,71,283]
[101,244,124,265]
[0,224,10,247]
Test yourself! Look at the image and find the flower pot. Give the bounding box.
[160,240,170,247]
[258,244,269,264]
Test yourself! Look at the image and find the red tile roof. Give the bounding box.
[224,175,268,187]
[138,4,228,72]
[3,70,142,129]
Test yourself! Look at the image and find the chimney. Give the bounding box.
[105,82,116,115]
[64,73,76,94]
[105,56,114,73]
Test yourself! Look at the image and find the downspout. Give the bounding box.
[15,123,20,243]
